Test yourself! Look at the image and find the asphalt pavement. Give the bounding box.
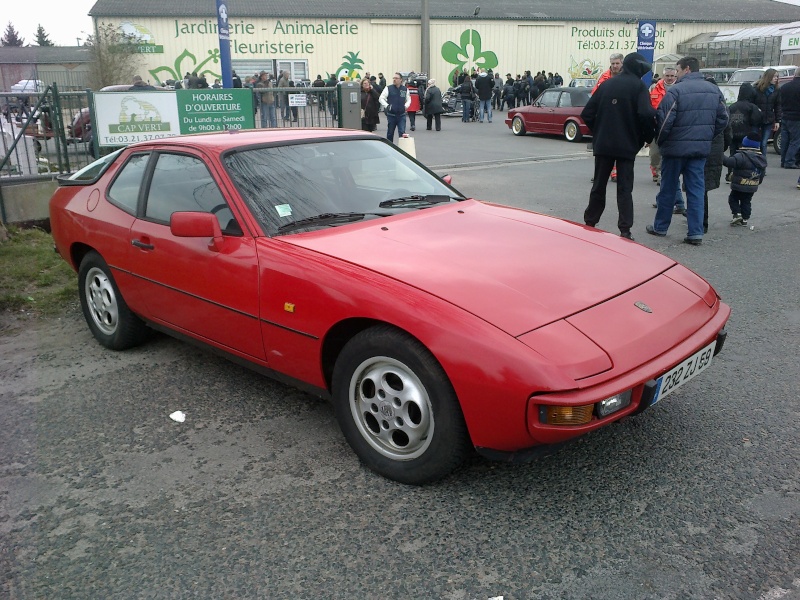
[1,111,799,600]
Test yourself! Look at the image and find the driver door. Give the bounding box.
[127,151,265,361]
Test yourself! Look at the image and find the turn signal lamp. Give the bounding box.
[540,404,594,425]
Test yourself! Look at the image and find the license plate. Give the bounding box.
[652,340,717,405]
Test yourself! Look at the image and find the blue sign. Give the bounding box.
[637,20,657,87]
[215,0,232,88]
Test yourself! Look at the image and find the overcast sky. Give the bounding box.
[6,0,800,47]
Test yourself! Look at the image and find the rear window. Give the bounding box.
[58,149,124,186]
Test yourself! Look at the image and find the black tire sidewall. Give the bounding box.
[332,326,469,485]
[78,252,147,350]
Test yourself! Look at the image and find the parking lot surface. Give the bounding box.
[1,116,799,599]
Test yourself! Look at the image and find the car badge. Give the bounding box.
[634,301,652,313]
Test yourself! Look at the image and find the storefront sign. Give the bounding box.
[94,89,254,147]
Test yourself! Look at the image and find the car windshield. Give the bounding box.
[223,138,462,235]
[729,71,762,84]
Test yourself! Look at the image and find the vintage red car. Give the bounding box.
[50,129,729,484]
[506,87,592,142]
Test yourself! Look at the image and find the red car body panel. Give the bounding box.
[49,130,730,457]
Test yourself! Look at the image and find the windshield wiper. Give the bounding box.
[277,212,386,234]
[378,194,457,208]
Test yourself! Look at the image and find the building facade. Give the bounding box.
[88,1,800,87]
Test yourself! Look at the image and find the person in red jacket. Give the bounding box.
[648,67,678,183]
[407,76,422,131]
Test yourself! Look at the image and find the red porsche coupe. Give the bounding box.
[50,129,729,484]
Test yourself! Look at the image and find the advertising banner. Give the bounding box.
[94,89,254,147]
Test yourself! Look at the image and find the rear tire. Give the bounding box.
[564,120,582,142]
[78,252,149,350]
[773,126,782,154]
[332,325,471,485]
[511,115,526,136]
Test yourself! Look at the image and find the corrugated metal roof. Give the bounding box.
[0,46,92,65]
[711,20,800,41]
[88,0,800,23]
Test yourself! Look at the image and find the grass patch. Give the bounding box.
[0,226,78,316]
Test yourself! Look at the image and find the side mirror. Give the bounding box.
[170,211,224,252]
[442,174,452,185]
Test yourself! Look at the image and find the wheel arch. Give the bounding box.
[69,242,96,272]
[320,318,433,393]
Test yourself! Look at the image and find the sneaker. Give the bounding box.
[730,213,743,226]
[673,207,686,216]
[650,166,658,182]
[646,224,667,237]
[725,173,732,182]
[741,219,748,226]
[683,237,702,246]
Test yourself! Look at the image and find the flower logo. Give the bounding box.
[441,29,498,86]
[149,48,221,85]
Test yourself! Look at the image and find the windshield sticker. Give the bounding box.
[275,204,292,218]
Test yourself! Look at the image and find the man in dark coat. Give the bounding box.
[702,75,733,233]
[779,68,800,169]
[647,56,729,245]
[581,52,656,240]
[423,78,445,131]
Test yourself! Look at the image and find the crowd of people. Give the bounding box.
[580,51,798,245]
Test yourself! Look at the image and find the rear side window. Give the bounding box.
[144,153,237,233]
[107,153,149,214]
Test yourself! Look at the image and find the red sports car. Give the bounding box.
[50,129,729,484]
[506,87,592,142]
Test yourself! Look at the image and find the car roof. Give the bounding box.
[127,128,375,152]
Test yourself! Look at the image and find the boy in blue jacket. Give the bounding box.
[722,134,767,226]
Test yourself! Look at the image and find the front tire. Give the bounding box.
[78,252,148,350]
[511,115,526,136]
[564,120,582,142]
[332,325,470,485]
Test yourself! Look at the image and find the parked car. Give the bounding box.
[699,68,737,84]
[49,129,730,484]
[718,66,796,153]
[506,87,592,142]
[568,77,597,88]
[718,65,796,104]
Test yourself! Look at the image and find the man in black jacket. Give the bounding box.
[780,68,800,169]
[581,52,656,239]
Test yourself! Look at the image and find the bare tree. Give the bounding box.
[85,22,142,90]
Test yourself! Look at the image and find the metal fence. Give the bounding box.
[1,86,94,180]
[1,85,341,183]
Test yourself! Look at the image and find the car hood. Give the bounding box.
[284,200,676,336]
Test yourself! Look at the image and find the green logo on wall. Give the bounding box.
[441,29,499,86]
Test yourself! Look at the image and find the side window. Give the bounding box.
[539,91,560,107]
[558,93,572,108]
[144,153,240,234]
[107,153,150,214]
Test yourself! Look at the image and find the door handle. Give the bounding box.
[131,239,155,250]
